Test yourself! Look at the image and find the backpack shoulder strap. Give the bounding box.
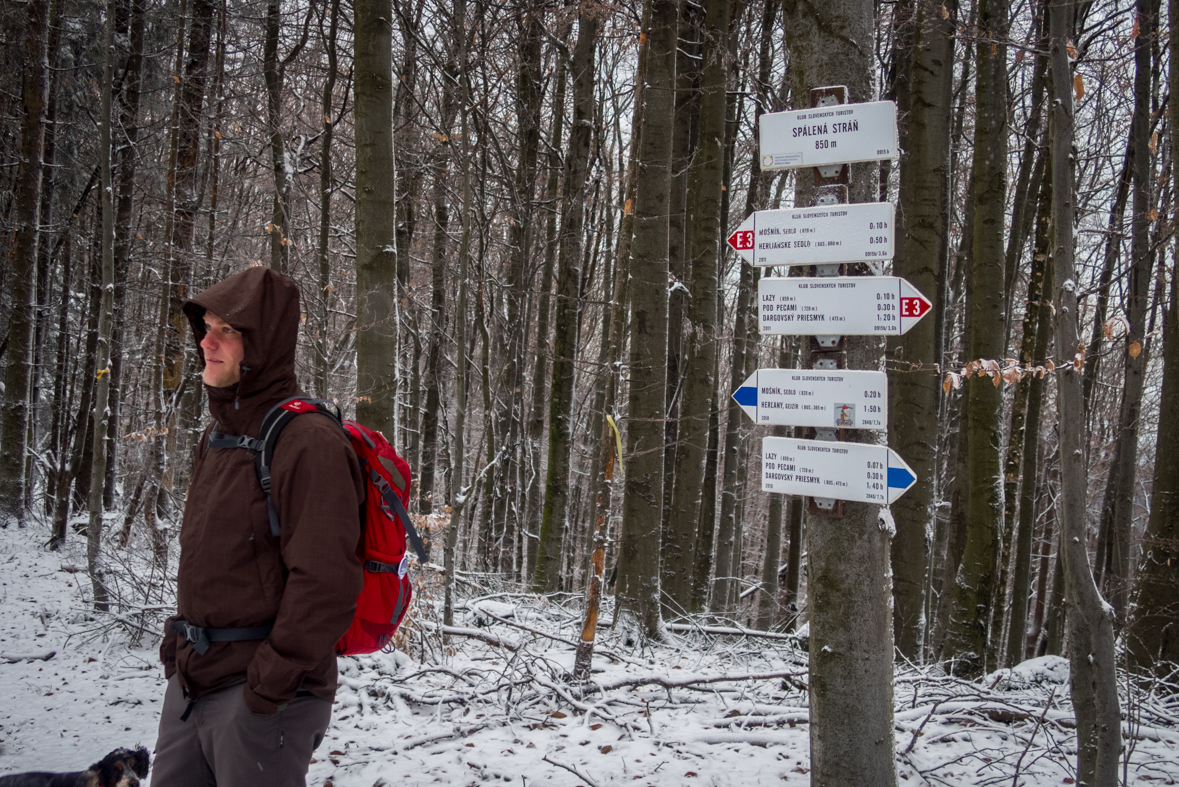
[366,462,430,564]
[255,398,342,538]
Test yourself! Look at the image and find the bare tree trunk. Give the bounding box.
[393,0,423,451]
[535,10,598,592]
[1005,155,1054,666]
[442,0,471,628]
[87,0,117,613]
[0,0,50,526]
[781,0,896,780]
[1102,0,1158,625]
[314,0,340,398]
[354,0,398,436]
[888,0,956,661]
[1126,0,1179,675]
[663,0,731,614]
[660,3,699,576]
[417,29,460,515]
[942,0,1009,677]
[499,0,545,583]
[1048,1,1122,781]
[616,0,679,642]
[104,0,147,512]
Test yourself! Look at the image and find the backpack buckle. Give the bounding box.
[171,621,211,655]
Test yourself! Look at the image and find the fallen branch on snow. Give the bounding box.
[590,669,806,693]
[1,650,56,663]
[417,620,520,651]
[542,756,602,787]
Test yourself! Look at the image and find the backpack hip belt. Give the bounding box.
[170,619,274,656]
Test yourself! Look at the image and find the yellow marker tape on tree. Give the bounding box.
[96,367,110,380]
[606,415,624,478]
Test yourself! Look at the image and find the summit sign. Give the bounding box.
[760,100,899,171]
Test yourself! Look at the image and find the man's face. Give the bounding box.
[200,311,244,388]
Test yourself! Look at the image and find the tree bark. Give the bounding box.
[354,0,399,437]
[535,9,598,592]
[1005,154,1054,666]
[942,0,1009,677]
[1048,1,1122,781]
[0,0,50,526]
[616,0,679,641]
[1102,0,1158,625]
[87,0,117,612]
[314,0,341,398]
[442,0,472,627]
[781,0,896,781]
[888,0,956,661]
[663,0,731,613]
[416,28,460,515]
[1126,0,1179,674]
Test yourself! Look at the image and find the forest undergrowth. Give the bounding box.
[1,519,1177,786]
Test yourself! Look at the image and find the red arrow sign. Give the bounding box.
[728,229,755,251]
[900,296,931,319]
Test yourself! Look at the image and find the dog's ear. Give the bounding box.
[131,746,151,777]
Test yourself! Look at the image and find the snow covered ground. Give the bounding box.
[1,521,1177,786]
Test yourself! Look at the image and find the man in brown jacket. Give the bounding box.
[151,267,364,786]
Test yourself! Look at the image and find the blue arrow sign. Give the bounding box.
[762,437,918,504]
[733,386,758,407]
[732,369,888,429]
[887,465,916,492]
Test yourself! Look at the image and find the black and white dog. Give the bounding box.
[0,746,150,787]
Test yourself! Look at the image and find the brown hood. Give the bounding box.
[183,267,302,433]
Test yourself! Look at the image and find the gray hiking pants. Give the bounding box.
[151,674,332,787]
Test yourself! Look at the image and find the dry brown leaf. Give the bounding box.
[1035,366,1046,378]
[1073,352,1084,371]
[1002,367,1023,385]
[1149,131,1158,155]
[1047,360,1056,372]
[1129,341,1142,358]
[1131,15,1140,40]
[1015,49,1024,63]
[943,374,953,393]
[940,3,949,18]
[1067,41,1078,59]
[1074,74,1085,101]
[1148,208,1159,222]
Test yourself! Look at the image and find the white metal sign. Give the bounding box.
[733,369,887,430]
[758,276,932,336]
[759,100,898,171]
[761,436,917,504]
[727,203,894,267]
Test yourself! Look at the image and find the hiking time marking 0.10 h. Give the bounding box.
[758,275,932,336]
[727,202,894,267]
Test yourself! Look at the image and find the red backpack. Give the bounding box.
[207,397,428,656]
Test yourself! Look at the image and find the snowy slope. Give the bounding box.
[2,522,1177,785]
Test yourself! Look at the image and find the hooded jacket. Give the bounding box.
[160,267,364,714]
